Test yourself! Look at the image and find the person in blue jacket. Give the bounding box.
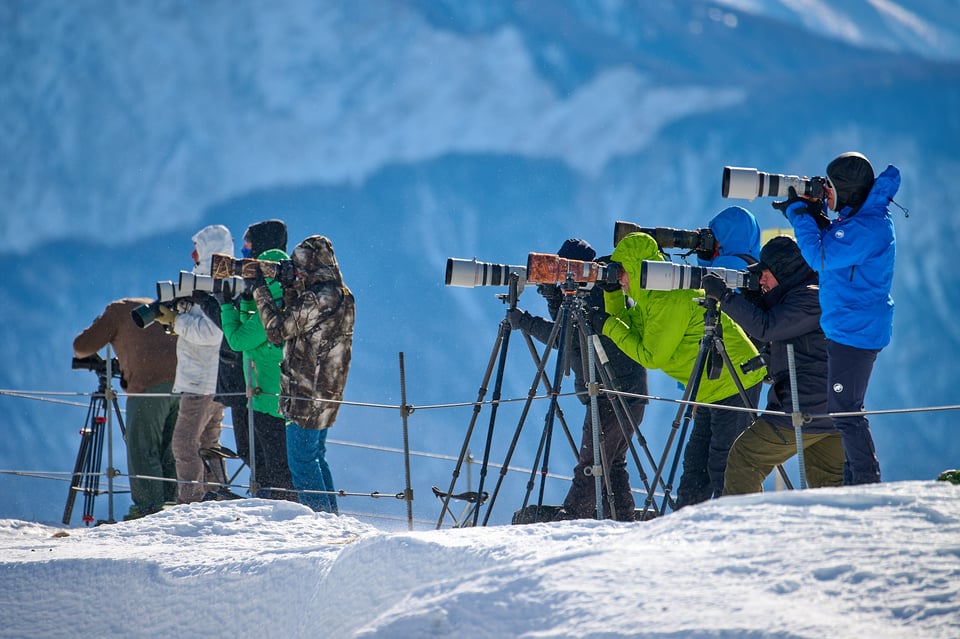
[780,151,899,485]
[697,205,762,271]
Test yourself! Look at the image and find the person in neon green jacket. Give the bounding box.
[220,248,295,500]
[596,232,766,507]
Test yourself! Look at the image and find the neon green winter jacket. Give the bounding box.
[601,232,766,405]
[219,250,288,418]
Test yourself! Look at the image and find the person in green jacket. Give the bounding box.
[594,232,766,508]
[220,248,296,500]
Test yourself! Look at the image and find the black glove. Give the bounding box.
[247,263,268,292]
[589,309,610,335]
[700,272,730,302]
[506,308,528,331]
[772,186,804,215]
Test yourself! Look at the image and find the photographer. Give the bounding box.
[697,205,761,271]
[219,247,296,501]
[700,236,843,494]
[74,299,180,520]
[252,235,355,513]
[779,152,900,485]
[507,238,648,521]
[155,224,234,503]
[594,232,766,507]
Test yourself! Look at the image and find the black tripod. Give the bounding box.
[435,274,667,528]
[638,295,789,519]
[62,367,125,526]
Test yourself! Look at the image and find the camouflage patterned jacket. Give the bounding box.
[253,236,355,430]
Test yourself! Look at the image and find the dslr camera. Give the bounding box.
[614,221,717,262]
[72,353,121,378]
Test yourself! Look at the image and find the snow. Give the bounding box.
[2,481,958,638]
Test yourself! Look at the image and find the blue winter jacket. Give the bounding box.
[698,205,761,270]
[787,164,899,350]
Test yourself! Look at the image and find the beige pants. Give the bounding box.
[172,394,224,503]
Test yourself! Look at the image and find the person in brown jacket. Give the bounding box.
[74,298,180,520]
[252,235,355,513]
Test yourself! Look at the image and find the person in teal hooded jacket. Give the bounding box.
[595,232,766,507]
[220,248,296,500]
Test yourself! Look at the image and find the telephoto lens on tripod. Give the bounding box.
[639,261,758,292]
[722,166,826,201]
[445,257,527,289]
[613,221,716,259]
[525,253,620,287]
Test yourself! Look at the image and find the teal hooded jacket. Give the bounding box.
[219,249,288,418]
[601,232,766,405]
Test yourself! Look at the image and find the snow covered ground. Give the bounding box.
[1,480,957,638]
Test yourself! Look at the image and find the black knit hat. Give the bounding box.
[756,235,808,283]
[243,219,288,259]
[557,238,596,262]
[826,152,875,212]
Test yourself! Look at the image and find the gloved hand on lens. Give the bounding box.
[155,304,177,326]
[772,186,805,216]
[506,308,527,331]
[700,273,730,302]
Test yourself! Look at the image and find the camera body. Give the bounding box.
[71,353,121,378]
[614,221,717,262]
[722,166,826,201]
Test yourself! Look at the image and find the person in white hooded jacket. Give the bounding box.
[156,224,234,503]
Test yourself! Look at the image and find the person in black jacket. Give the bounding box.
[507,238,648,521]
[700,235,844,494]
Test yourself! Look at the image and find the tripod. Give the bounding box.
[435,274,666,528]
[62,369,125,525]
[638,295,789,519]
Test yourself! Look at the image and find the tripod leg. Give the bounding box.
[435,325,506,529]
[62,402,97,525]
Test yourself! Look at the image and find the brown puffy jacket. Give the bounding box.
[253,236,355,430]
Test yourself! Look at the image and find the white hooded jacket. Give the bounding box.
[172,224,234,394]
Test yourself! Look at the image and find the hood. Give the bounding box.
[699,206,760,266]
[841,164,901,219]
[192,224,234,275]
[292,235,342,288]
[611,232,664,301]
[827,152,875,213]
[244,219,288,258]
[755,235,812,290]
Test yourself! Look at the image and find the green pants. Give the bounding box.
[125,382,180,511]
[723,418,844,495]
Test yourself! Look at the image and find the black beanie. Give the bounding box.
[826,152,875,213]
[557,238,596,262]
[756,235,808,283]
[243,219,288,258]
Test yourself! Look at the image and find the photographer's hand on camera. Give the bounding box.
[154,303,177,327]
[700,272,731,303]
[773,186,831,229]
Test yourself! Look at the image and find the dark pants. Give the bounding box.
[827,340,881,485]
[125,382,180,512]
[677,383,761,508]
[250,411,296,500]
[563,398,645,521]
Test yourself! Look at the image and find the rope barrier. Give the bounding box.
[2,380,958,528]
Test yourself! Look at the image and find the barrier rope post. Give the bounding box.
[399,352,414,530]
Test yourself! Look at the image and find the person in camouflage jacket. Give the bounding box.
[253,235,355,513]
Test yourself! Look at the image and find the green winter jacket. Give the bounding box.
[220,266,286,418]
[601,232,766,405]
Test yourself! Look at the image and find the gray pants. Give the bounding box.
[172,394,224,503]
